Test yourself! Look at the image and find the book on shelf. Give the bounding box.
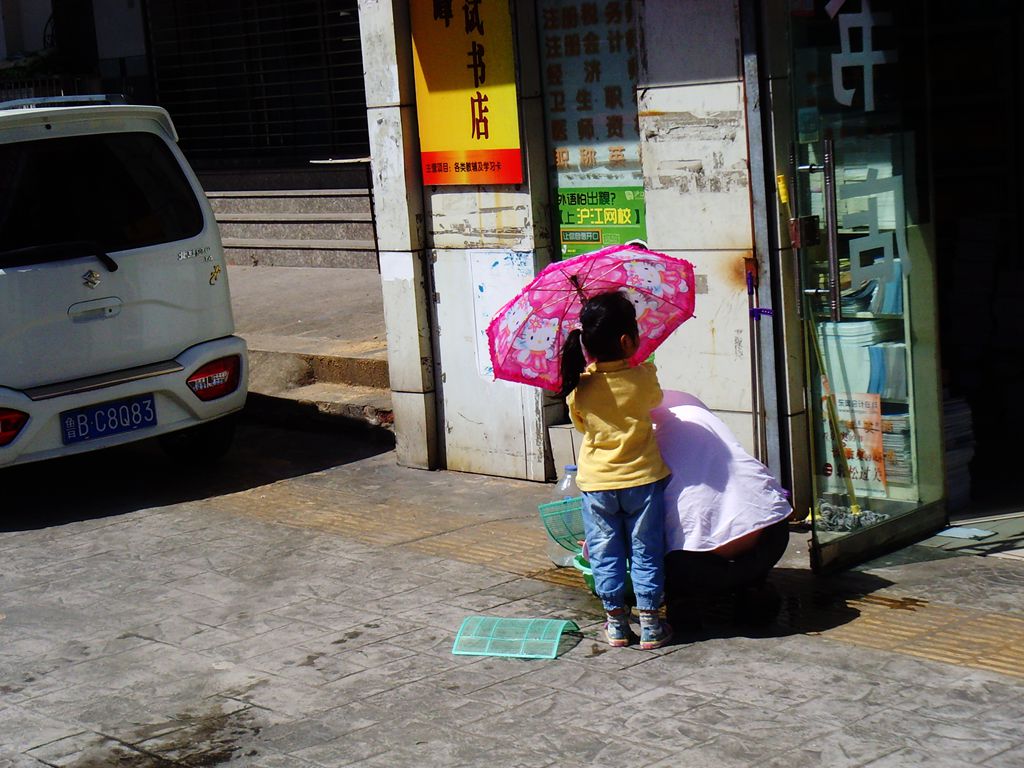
[943,394,975,510]
[838,259,904,316]
[882,411,912,485]
[820,321,907,400]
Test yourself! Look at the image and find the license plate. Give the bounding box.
[60,394,158,445]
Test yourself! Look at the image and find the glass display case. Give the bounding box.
[785,1,945,571]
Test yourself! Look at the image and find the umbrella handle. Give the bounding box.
[568,274,588,303]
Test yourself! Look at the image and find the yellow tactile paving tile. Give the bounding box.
[213,481,1024,679]
[816,594,1024,679]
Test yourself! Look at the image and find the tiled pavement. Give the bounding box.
[2,421,1023,767]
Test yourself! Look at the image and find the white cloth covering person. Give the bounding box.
[652,390,792,554]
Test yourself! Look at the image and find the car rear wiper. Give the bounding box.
[0,240,119,272]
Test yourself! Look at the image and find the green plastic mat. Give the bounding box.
[538,496,585,552]
[452,616,580,659]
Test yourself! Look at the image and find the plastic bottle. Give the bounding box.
[546,464,582,567]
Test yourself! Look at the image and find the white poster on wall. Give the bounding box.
[468,249,535,380]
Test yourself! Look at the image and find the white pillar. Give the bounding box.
[358,0,438,469]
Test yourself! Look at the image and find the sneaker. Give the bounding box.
[638,612,673,650]
[604,608,635,647]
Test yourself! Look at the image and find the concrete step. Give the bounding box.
[230,264,390,432]
[244,338,391,432]
[224,246,377,269]
[244,388,394,436]
[217,221,375,241]
[210,189,377,268]
[207,189,372,215]
[246,383,393,430]
[216,212,374,223]
[246,344,388,391]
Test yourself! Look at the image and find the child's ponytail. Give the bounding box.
[559,328,586,399]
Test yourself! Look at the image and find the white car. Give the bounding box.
[0,95,248,467]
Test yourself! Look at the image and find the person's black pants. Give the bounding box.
[664,518,789,625]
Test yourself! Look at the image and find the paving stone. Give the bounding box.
[762,732,902,768]
[245,643,370,687]
[132,705,263,765]
[0,751,50,768]
[648,730,818,768]
[266,598,376,632]
[369,679,506,723]
[984,743,1024,768]
[847,708,1019,765]
[321,653,459,704]
[3,428,1024,767]
[24,731,129,767]
[0,706,83,753]
[859,746,984,767]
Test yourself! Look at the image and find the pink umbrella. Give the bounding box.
[486,244,696,392]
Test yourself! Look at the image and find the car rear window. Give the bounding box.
[0,131,204,262]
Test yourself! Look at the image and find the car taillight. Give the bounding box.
[187,356,241,401]
[0,408,29,447]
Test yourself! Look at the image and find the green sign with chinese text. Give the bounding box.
[557,186,647,258]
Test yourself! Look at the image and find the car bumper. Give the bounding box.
[0,336,248,468]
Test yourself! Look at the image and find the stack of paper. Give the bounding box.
[841,281,877,314]
[869,259,904,316]
[840,259,905,317]
[867,342,908,400]
[882,410,913,485]
[820,321,906,399]
[943,395,974,511]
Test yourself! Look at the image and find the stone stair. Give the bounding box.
[225,265,392,433]
[209,188,378,269]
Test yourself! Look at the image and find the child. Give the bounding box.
[560,291,673,649]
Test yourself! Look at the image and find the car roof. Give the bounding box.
[0,98,178,142]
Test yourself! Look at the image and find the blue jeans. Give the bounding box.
[582,478,668,612]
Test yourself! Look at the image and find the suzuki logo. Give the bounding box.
[83,270,101,289]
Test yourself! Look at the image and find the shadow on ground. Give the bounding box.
[672,566,897,642]
[1,401,394,532]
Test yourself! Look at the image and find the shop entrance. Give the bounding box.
[782,0,945,571]
[927,2,1024,517]
[773,0,1024,570]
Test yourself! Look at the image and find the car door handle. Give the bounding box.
[68,297,123,322]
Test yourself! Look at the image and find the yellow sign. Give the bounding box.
[411,0,523,185]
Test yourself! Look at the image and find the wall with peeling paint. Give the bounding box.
[359,0,438,470]
[419,2,555,481]
[636,0,759,452]
[361,0,773,479]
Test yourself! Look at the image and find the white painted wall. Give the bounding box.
[415,1,554,481]
[359,0,761,478]
[637,0,758,455]
[431,247,548,479]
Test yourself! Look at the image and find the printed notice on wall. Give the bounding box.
[537,0,647,257]
[410,0,523,185]
[469,250,535,379]
[822,389,888,494]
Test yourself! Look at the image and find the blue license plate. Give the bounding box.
[60,394,158,445]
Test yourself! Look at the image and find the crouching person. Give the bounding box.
[652,391,793,630]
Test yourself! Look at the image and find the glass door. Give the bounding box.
[785,0,946,572]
